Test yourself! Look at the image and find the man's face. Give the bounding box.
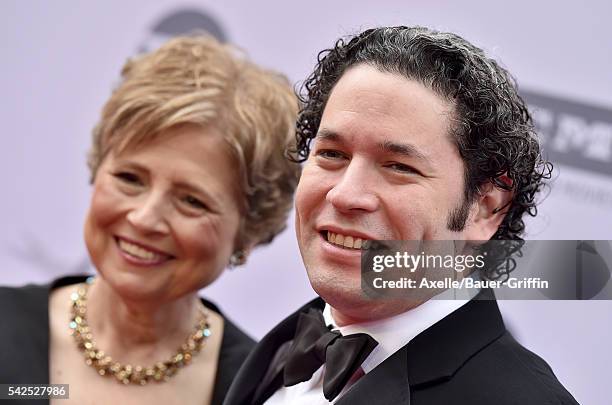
[295,64,481,323]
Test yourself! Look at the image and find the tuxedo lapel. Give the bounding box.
[406,288,505,388]
[251,340,293,404]
[336,289,504,405]
[223,298,324,405]
[337,345,410,405]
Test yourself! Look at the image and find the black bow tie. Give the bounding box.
[283,308,378,401]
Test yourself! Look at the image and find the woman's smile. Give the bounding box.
[114,236,174,266]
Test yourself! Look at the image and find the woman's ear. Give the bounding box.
[229,250,248,267]
[464,175,513,241]
[229,234,254,268]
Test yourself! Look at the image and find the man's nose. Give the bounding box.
[326,160,379,213]
[126,192,170,235]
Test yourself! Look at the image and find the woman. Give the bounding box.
[0,36,299,404]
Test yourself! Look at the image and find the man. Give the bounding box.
[224,26,579,404]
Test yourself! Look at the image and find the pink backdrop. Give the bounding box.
[1,1,611,404]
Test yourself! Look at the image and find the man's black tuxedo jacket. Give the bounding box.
[224,289,579,405]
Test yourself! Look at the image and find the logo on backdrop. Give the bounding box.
[138,7,228,54]
[523,90,612,176]
[523,90,612,207]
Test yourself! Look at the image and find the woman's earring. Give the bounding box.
[229,251,247,268]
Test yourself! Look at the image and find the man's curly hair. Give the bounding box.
[293,26,552,244]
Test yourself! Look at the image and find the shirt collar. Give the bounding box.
[322,298,471,373]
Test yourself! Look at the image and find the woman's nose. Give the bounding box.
[126,192,170,235]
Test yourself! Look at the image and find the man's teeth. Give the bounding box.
[327,231,366,249]
[118,239,166,261]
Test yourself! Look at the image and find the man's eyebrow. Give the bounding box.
[315,129,433,165]
[378,140,432,164]
[315,129,340,142]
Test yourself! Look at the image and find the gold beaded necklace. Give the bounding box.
[69,277,211,385]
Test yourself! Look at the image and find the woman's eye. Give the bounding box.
[182,195,208,211]
[113,172,142,185]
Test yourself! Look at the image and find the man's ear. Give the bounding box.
[464,175,513,240]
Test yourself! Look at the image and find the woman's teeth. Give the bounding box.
[118,239,167,262]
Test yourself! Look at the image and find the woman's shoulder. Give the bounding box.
[0,275,90,339]
[0,281,49,320]
[200,298,256,405]
[0,275,88,311]
[0,280,56,383]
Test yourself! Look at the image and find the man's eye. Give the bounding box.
[316,149,345,160]
[182,195,208,211]
[113,172,142,185]
[386,162,420,175]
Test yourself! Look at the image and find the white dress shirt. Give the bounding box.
[264,297,472,404]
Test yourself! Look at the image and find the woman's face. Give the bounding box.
[84,124,242,303]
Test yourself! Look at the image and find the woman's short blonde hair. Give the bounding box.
[88,35,300,251]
